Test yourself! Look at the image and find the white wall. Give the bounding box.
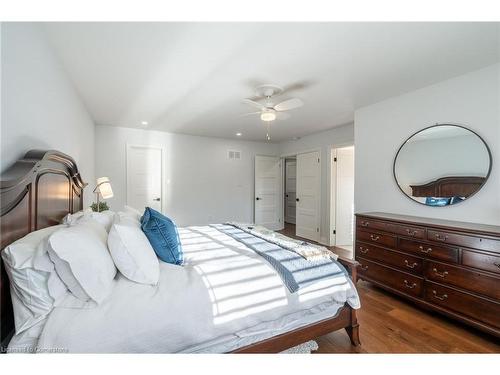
[279,123,355,244]
[95,125,278,226]
[355,64,500,225]
[1,23,95,205]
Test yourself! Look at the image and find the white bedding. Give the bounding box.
[14,225,360,353]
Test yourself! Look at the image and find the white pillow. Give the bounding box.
[123,205,143,222]
[48,221,117,304]
[108,215,159,285]
[1,225,69,334]
[61,208,92,225]
[64,209,115,232]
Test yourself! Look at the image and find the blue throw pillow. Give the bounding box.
[141,207,183,265]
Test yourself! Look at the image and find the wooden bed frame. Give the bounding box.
[410,176,486,198]
[0,149,360,353]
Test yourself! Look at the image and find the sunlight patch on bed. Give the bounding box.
[196,265,288,325]
[297,276,348,302]
[189,228,289,325]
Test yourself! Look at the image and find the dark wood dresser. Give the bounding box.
[355,212,500,338]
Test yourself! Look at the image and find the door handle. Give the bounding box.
[256,197,261,201]
[153,198,161,201]
[296,198,300,202]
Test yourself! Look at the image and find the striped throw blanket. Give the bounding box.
[211,223,347,293]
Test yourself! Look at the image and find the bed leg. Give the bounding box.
[345,324,360,346]
[346,308,361,346]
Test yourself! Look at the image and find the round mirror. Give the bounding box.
[394,124,492,206]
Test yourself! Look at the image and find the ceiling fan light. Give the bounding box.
[260,112,276,122]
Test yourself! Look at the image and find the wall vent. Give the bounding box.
[227,150,241,160]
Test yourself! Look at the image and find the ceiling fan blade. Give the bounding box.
[274,98,304,112]
[242,98,265,110]
[239,111,261,117]
[275,112,290,120]
[281,80,314,95]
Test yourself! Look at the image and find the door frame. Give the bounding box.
[327,142,355,246]
[284,158,297,225]
[279,147,322,240]
[254,154,283,230]
[126,144,165,213]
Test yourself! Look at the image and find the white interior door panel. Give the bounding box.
[296,151,320,242]
[127,145,162,212]
[254,155,281,230]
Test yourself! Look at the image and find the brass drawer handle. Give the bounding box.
[403,280,417,289]
[360,221,369,227]
[359,246,369,254]
[406,229,418,236]
[404,260,418,269]
[419,245,433,254]
[360,264,369,271]
[432,268,449,278]
[432,290,448,301]
[370,234,380,241]
[434,234,449,242]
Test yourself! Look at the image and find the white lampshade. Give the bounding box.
[96,177,114,199]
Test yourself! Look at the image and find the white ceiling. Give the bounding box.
[43,22,499,142]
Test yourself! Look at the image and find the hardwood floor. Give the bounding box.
[316,281,500,353]
[277,223,500,353]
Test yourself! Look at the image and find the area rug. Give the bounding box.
[280,340,319,354]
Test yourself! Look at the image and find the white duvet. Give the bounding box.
[16,226,360,353]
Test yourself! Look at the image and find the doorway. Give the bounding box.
[284,157,297,225]
[330,146,355,253]
[126,145,163,212]
[254,155,281,230]
[276,150,321,243]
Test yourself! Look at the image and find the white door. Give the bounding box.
[296,151,320,242]
[284,160,297,224]
[334,146,355,247]
[127,145,162,212]
[254,155,281,230]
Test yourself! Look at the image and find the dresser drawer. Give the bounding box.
[385,223,425,239]
[356,217,388,232]
[399,238,458,263]
[356,242,423,274]
[357,257,423,297]
[425,260,500,300]
[424,281,500,329]
[357,230,397,249]
[357,217,425,239]
[427,229,500,253]
[462,250,500,275]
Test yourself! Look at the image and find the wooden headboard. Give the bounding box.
[410,176,486,198]
[0,150,87,348]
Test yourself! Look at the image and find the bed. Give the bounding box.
[0,150,361,353]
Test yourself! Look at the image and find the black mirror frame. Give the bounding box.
[393,123,493,207]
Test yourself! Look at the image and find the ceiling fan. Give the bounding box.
[241,84,304,123]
